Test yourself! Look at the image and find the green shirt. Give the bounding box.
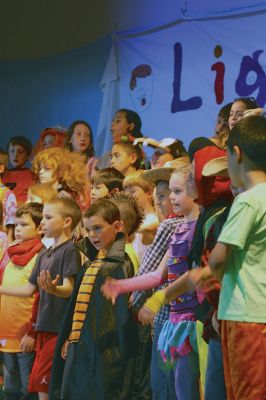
[218,183,266,322]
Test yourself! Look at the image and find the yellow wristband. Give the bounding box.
[145,290,166,313]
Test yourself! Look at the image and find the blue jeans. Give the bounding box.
[174,351,200,400]
[205,339,226,400]
[151,320,177,400]
[2,352,37,400]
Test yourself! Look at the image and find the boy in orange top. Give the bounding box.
[0,202,43,400]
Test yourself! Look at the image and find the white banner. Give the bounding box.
[96,9,266,153]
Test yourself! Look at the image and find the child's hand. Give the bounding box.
[243,108,264,118]
[20,335,35,352]
[138,305,156,326]
[188,268,203,289]
[212,310,221,335]
[101,278,121,305]
[128,293,134,308]
[189,267,213,290]
[37,270,60,294]
[61,340,69,360]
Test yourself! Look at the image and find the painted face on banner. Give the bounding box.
[131,75,154,112]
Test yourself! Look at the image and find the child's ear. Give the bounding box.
[127,122,135,133]
[109,187,120,195]
[36,225,43,237]
[64,216,73,229]
[130,152,137,166]
[119,220,126,233]
[0,165,5,175]
[233,145,242,163]
[146,189,153,202]
[113,220,124,233]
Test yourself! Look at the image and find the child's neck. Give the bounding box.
[99,246,109,255]
[52,180,59,190]
[123,166,137,177]
[242,170,266,190]
[183,203,200,222]
[144,203,156,215]
[12,164,26,169]
[52,231,71,247]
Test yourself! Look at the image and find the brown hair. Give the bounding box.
[92,168,124,192]
[83,198,120,224]
[228,115,266,171]
[16,202,44,227]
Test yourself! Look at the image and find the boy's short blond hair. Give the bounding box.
[45,198,82,230]
[123,171,154,193]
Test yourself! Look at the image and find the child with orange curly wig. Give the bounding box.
[33,126,68,155]
[32,147,90,211]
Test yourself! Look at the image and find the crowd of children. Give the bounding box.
[0,102,265,400]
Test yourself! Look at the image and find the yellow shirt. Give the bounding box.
[0,254,38,352]
[125,243,140,274]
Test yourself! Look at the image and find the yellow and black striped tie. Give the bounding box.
[69,250,106,343]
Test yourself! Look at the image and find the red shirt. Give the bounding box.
[189,137,233,207]
[3,168,36,205]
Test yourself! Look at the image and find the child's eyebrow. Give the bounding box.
[43,212,52,217]
[90,224,103,229]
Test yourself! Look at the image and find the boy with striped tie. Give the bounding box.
[49,199,136,400]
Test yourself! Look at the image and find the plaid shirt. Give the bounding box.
[132,216,183,325]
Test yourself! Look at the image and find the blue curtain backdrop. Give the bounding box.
[1,1,266,156]
[0,36,111,152]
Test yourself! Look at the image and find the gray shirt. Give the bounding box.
[29,239,81,333]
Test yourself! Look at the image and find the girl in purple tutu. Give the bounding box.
[101,163,201,400]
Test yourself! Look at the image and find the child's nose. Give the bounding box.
[169,192,174,200]
[89,230,96,239]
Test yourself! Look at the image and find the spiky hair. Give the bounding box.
[109,191,144,236]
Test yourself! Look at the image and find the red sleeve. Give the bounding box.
[25,291,40,339]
